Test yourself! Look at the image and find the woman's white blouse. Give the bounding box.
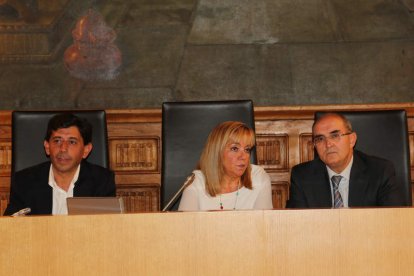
[178,164,273,211]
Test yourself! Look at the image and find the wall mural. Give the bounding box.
[64,9,122,81]
[0,0,94,63]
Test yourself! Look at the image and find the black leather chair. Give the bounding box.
[315,110,412,205]
[12,110,109,174]
[162,100,257,210]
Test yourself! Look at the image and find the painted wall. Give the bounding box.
[1,0,414,110]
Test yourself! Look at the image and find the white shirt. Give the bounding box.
[178,164,273,211]
[48,164,80,215]
[326,156,353,208]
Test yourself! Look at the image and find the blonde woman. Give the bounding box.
[178,121,273,211]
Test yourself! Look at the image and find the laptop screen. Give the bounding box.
[67,197,125,215]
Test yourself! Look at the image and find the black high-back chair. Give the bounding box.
[12,110,109,174]
[162,100,257,210]
[315,110,412,205]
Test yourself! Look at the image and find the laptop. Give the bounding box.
[67,197,125,215]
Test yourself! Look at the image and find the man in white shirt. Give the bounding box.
[4,113,116,215]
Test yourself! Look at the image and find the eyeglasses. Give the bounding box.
[313,132,352,146]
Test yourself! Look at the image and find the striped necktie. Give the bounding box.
[331,175,344,208]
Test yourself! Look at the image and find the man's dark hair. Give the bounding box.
[44,113,92,144]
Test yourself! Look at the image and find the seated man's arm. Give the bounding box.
[286,166,309,208]
[377,161,408,206]
[4,175,26,216]
[102,170,116,196]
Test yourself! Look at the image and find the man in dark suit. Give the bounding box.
[286,112,405,208]
[4,113,116,215]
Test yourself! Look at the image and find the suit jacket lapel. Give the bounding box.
[348,151,369,206]
[74,161,93,196]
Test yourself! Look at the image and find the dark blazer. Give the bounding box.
[4,160,116,215]
[286,150,406,208]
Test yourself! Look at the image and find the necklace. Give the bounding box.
[219,180,241,210]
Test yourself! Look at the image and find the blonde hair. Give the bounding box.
[198,121,255,197]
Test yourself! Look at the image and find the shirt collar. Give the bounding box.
[326,155,353,180]
[48,164,81,191]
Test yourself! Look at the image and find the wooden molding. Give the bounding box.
[254,102,414,120]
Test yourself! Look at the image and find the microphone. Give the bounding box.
[162,173,195,212]
[11,207,31,217]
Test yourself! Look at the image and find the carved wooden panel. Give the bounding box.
[0,187,9,215]
[412,183,414,203]
[409,132,414,168]
[256,134,288,172]
[271,181,289,209]
[109,137,159,173]
[116,184,159,212]
[0,141,11,176]
[300,133,314,163]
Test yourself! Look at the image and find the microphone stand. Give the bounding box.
[162,173,195,211]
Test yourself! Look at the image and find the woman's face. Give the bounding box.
[222,140,252,180]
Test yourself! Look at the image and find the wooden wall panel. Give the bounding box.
[300,134,314,163]
[116,184,159,213]
[109,137,159,173]
[2,103,414,215]
[402,118,414,202]
[0,120,11,178]
[0,187,9,215]
[271,181,289,209]
[0,141,11,176]
[409,132,414,168]
[106,120,161,212]
[256,118,314,208]
[256,134,289,172]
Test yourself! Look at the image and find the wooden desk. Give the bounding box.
[1,208,414,275]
